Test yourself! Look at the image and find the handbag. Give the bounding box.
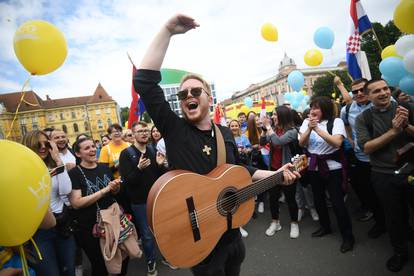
[54,204,78,238]
[77,166,134,244]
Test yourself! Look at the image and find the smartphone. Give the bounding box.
[49,165,65,176]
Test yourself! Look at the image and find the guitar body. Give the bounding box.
[146,164,254,268]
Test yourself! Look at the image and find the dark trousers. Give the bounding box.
[309,169,354,241]
[349,160,385,226]
[75,227,129,276]
[268,183,298,221]
[191,237,245,276]
[371,171,414,254]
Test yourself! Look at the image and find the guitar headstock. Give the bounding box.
[291,154,308,174]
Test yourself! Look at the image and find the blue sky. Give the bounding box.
[0,0,399,107]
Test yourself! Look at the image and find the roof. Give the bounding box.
[0,83,114,113]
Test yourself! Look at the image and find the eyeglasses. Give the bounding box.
[126,134,133,137]
[176,87,208,101]
[135,129,150,134]
[351,88,364,94]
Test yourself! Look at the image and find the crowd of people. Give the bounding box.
[1,14,413,276]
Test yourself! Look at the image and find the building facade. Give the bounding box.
[159,68,217,117]
[0,83,120,143]
[230,53,347,105]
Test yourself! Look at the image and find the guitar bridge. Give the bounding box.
[186,197,201,242]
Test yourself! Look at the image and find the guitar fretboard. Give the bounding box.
[237,171,284,203]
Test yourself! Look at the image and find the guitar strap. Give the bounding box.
[214,123,226,166]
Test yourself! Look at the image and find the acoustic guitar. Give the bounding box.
[146,155,307,268]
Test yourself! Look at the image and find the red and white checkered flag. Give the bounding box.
[347,30,361,54]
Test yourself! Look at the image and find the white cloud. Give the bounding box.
[0,0,400,107]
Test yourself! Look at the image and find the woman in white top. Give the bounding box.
[299,96,354,253]
[22,130,76,276]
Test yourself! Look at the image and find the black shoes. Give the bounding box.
[340,238,355,253]
[386,253,409,272]
[311,227,332,237]
[367,224,386,239]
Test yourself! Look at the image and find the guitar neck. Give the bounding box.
[237,170,284,203]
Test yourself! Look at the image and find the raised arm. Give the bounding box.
[334,76,352,105]
[140,14,199,70]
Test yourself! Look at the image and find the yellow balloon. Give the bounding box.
[304,49,323,66]
[0,140,51,246]
[261,23,278,42]
[381,45,402,59]
[13,20,67,75]
[240,105,250,114]
[394,0,414,34]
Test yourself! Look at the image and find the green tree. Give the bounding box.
[120,107,129,126]
[312,70,352,98]
[141,111,152,124]
[361,21,402,80]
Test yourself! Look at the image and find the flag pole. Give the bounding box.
[369,28,383,54]
[127,52,136,67]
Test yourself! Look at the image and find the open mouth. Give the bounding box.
[188,102,198,110]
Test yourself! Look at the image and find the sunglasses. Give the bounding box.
[126,134,133,137]
[37,141,51,150]
[176,87,208,101]
[351,88,364,94]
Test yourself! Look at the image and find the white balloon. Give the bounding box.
[395,35,414,56]
[403,50,414,74]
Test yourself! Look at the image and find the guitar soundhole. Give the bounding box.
[217,187,239,216]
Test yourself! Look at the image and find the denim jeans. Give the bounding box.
[131,203,156,263]
[31,228,76,276]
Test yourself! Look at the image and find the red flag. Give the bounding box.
[128,65,138,128]
[213,104,221,125]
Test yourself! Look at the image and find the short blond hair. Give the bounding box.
[180,74,211,95]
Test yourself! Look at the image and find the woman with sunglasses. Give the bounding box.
[299,96,354,253]
[122,129,135,144]
[22,130,76,276]
[260,106,300,239]
[68,137,125,276]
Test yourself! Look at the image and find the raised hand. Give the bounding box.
[165,14,199,35]
[49,140,62,165]
[279,163,301,185]
[156,151,166,166]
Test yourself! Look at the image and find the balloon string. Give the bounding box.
[18,245,30,276]
[30,238,42,261]
[5,75,32,139]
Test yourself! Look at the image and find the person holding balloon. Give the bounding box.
[21,130,76,276]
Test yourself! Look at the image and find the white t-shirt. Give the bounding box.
[59,149,76,165]
[299,118,347,171]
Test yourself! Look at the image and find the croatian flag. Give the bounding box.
[128,65,146,128]
[346,0,372,80]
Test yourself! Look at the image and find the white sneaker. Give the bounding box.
[265,221,282,236]
[258,202,264,213]
[240,227,248,238]
[290,223,299,239]
[279,194,285,203]
[310,208,319,221]
[298,209,305,222]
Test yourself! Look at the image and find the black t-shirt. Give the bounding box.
[134,69,257,245]
[119,145,166,204]
[69,164,116,230]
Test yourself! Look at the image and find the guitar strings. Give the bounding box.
[189,171,284,226]
[188,160,303,227]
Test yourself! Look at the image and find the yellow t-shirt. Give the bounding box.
[98,141,129,178]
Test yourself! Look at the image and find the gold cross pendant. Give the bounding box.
[202,145,212,156]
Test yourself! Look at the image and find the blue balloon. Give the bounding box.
[381,74,400,87]
[379,57,407,81]
[284,92,293,102]
[287,71,305,92]
[244,97,253,108]
[399,74,414,95]
[314,27,335,49]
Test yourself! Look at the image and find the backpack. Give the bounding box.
[125,144,156,166]
[343,103,352,126]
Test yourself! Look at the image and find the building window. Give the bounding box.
[21,125,27,136]
[105,107,110,114]
[62,125,67,133]
[60,113,64,120]
[73,123,79,132]
[84,121,89,131]
[95,109,101,115]
[32,123,38,130]
[97,120,103,129]
[107,118,112,126]
[20,118,26,125]
[32,116,37,123]
[71,111,76,119]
